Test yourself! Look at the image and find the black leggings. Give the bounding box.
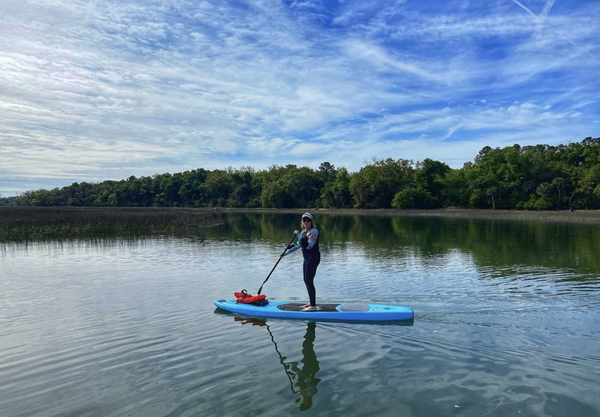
[303,256,320,306]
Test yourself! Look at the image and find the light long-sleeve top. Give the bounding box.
[284,228,319,256]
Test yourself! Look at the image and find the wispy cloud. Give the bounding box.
[0,0,599,195]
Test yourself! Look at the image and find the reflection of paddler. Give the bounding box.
[292,322,320,410]
[233,318,321,411]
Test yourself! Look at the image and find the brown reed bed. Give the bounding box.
[0,207,221,241]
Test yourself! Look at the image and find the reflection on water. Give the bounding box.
[233,317,321,411]
[195,212,600,277]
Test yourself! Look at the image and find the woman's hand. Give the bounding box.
[294,229,299,235]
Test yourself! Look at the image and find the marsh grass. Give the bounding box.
[0,207,220,241]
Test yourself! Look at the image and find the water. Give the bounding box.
[1,213,599,417]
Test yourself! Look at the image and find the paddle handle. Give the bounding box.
[257,233,297,295]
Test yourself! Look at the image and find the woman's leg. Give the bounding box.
[301,259,310,308]
[303,257,319,306]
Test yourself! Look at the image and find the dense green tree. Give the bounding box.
[282,166,322,207]
[409,158,451,208]
[317,162,337,185]
[392,188,434,209]
[437,168,470,208]
[261,180,291,208]
[466,147,504,209]
[0,194,15,206]
[320,167,353,208]
[350,158,414,208]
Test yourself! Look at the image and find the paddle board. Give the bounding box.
[213,299,414,322]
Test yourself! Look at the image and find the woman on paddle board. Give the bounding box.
[281,212,321,311]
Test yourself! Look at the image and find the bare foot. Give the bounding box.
[301,306,320,312]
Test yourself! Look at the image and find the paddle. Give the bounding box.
[257,233,297,295]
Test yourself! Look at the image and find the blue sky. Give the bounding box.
[1,0,599,196]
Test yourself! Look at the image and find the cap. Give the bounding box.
[301,212,313,220]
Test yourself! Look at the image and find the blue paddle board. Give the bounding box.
[213,299,414,322]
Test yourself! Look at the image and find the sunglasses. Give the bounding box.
[302,218,312,222]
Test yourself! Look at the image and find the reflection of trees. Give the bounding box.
[461,220,600,274]
[198,213,600,275]
[234,317,320,411]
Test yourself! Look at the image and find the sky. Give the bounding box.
[1,0,599,196]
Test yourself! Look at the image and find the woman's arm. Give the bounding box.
[283,230,304,256]
[305,229,318,250]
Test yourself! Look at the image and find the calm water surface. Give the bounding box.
[1,213,599,417]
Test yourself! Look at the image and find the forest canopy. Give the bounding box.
[9,137,600,210]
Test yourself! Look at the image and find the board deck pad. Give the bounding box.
[277,303,340,312]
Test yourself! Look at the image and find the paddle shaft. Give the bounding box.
[257,234,297,295]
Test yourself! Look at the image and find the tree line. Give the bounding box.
[8,137,600,210]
